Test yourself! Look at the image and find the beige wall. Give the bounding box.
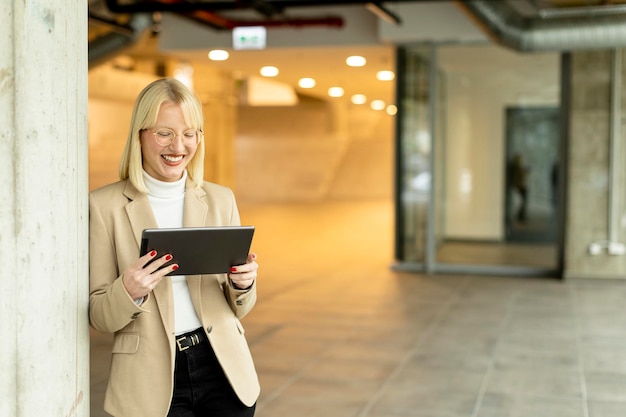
[89,99,135,190]
[88,66,158,191]
[235,96,393,203]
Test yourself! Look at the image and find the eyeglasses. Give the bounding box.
[145,128,203,146]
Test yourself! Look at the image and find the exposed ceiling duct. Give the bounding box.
[88,0,410,67]
[456,0,626,52]
[88,13,153,68]
[101,0,412,14]
[100,0,402,30]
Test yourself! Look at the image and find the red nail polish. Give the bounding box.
[172,264,179,271]
[165,254,172,261]
[150,250,157,257]
[230,267,237,272]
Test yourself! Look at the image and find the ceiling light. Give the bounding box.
[260,66,279,77]
[208,50,229,61]
[371,100,385,111]
[377,70,395,81]
[351,94,367,105]
[386,105,398,115]
[298,78,316,88]
[346,56,366,67]
[328,87,344,98]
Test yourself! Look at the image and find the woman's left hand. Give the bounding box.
[229,252,258,290]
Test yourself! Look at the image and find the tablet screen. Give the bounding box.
[140,226,255,275]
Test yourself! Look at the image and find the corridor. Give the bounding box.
[91,199,626,417]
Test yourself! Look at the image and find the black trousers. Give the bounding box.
[167,330,256,417]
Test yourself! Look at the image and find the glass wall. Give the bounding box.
[395,43,563,276]
[394,46,433,266]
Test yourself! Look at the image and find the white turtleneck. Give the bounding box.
[143,170,202,335]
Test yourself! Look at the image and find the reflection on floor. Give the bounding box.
[91,199,626,417]
[506,209,558,244]
[437,241,557,269]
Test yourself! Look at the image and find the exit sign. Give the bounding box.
[233,26,267,50]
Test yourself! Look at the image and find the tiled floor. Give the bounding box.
[90,200,626,417]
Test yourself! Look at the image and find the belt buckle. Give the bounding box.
[176,336,189,351]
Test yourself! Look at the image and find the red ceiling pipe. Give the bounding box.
[188,12,344,29]
[117,0,345,30]
[104,0,419,13]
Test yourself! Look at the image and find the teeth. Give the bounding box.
[162,155,183,162]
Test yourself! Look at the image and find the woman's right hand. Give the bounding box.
[122,250,179,300]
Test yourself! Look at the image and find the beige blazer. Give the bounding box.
[89,179,260,417]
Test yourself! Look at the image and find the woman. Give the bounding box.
[89,78,260,417]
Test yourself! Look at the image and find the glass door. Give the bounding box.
[395,43,563,277]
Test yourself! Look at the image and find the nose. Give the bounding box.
[168,134,186,151]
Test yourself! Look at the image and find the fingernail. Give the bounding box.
[230,267,237,272]
[251,253,256,259]
[172,264,179,270]
[165,254,173,261]
[150,250,157,257]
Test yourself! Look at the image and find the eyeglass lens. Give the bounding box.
[152,128,200,146]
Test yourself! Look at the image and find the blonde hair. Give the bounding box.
[119,78,205,193]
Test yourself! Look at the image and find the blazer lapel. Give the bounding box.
[123,182,158,249]
[122,181,175,336]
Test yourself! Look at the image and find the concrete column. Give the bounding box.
[565,49,626,279]
[0,2,89,417]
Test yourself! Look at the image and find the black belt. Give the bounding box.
[176,329,207,352]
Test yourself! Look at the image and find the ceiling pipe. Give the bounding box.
[88,13,135,37]
[183,9,344,29]
[103,0,418,14]
[88,13,153,68]
[104,0,346,30]
[206,16,345,28]
[539,3,626,20]
[456,0,626,52]
[146,0,341,30]
[365,2,401,25]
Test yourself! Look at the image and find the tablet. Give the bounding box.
[140,226,255,275]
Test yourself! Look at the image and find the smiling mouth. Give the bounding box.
[162,155,184,162]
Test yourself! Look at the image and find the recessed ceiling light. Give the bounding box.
[208,50,229,61]
[377,70,395,81]
[328,87,344,98]
[298,78,316,88]
[386,104,398,115]
[351,94,367,105]
[260,66,279,77]
[370,100,386,111]
[346,56,366,67]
